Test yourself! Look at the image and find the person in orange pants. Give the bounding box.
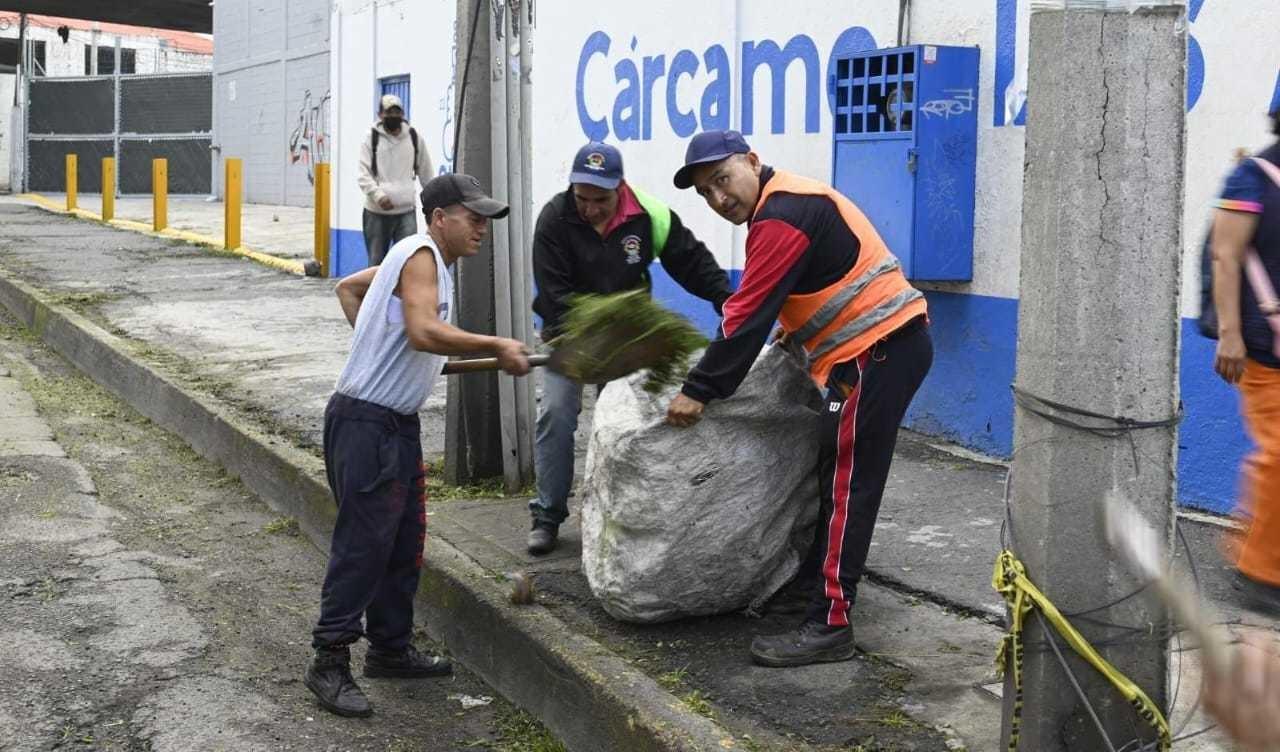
[1213,99,1280,605]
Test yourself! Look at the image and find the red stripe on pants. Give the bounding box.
[821,359,863,627]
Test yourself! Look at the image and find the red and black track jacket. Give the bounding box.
[681,167,866,403]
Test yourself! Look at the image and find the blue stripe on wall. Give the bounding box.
[1179,323,1246,513]
[332,228,369,278]
[905,290,1017,457]
[898,290,1245,514]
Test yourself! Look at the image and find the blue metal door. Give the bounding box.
[378,75,411,120]
[830,50,918,275]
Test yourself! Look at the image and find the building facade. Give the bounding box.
[212,0,329,206]
[332,1,1277,512]
[0,13,212,192]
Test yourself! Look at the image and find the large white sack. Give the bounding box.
[580,344,823,623]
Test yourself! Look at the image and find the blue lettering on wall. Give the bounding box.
[612,44,641,140]
[1187,0,1205,111]
[997,0,1208,122]
[993,0,1026,127]
[577,31,611,140]
[741,36,821,135]
[825,26,878,115]
[575,29,872,141]
[701,45,732,130]
[666,49,700,137]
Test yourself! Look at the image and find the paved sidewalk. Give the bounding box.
[0,199,1258,750]
[29,192,317,261]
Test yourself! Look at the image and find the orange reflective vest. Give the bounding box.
[758,170,928,388]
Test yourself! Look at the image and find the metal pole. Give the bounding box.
[489,0,521,493]
[113,37,121,199]
[445,0,504,484]
[13,13,24,106]
[518,0,537,473]
[506,0,532,484]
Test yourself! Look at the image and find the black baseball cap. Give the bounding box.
[673,130,751,189]
[420,174,509,219]
[569,142,624,189]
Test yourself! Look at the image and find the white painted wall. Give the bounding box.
[0,75,12,191]
[330,0,455,237]
[329,0,1280,320]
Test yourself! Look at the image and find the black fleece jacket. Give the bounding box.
[531,186,732,340]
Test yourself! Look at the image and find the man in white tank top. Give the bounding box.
[305,174,530,718]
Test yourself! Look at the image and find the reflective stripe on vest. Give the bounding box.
[788,254,904,345]
[756,169,926,386]
[810,287,924,361]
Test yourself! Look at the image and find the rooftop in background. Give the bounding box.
[0,12,212,55]
[0,0,210,34]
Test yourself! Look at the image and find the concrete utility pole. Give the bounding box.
[1003,3,1185,750]
[444,0,504,484]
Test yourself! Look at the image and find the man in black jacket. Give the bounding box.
[527,142,732,554]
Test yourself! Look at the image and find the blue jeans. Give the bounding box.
[362,209,416,266]
[529,369,585,527]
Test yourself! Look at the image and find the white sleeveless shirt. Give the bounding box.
[334,233,454,415]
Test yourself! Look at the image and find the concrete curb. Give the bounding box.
[0,271,738,752]
[17,193,308,277]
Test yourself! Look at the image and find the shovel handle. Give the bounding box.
[442,353,551,375]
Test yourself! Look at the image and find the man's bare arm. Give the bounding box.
[335,266,378,327]
[399,250,531,373]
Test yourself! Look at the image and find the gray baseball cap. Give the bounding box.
[420,174,509,219]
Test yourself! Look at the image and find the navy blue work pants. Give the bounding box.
[312,393,426,651]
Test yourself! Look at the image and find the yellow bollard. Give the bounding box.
[224,158,242,250]
[314,163,331,277]
[65,154,77,211]
[101,157,115,221]
[152,158,168,231]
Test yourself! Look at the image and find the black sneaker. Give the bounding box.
[305,646,372,717]
[1232,569,1280,617]
[363,644,453,679]
[527,522,559,556]
[749,620,856,667]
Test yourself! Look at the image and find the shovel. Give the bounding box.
[438,290,708,388]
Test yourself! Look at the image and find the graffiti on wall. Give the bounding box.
[437,16,458,175]
[289,88,331,184]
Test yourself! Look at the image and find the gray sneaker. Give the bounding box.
[527,523,558,556]
[749,621,856,667]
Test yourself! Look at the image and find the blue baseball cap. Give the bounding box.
[569,142,623,189]
[1270,76,1280,116]
[673,130,752,189]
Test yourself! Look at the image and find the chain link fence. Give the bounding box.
[24,72,212,195]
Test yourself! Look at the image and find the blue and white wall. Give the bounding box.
[329,0,1280,513]
[329,0,457,275]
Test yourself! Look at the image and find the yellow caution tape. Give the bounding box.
[992,550,1171,751]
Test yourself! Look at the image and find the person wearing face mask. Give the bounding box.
[665,130,932,668]
[526,141,732,555]
[357,94,434,266]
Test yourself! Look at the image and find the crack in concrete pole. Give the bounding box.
[1002,5,1186,751]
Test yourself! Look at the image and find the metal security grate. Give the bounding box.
[833,50,916,138]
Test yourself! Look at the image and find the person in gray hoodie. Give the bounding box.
[357,94,435,265]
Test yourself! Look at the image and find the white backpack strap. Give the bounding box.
[1245,157,1280,355]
